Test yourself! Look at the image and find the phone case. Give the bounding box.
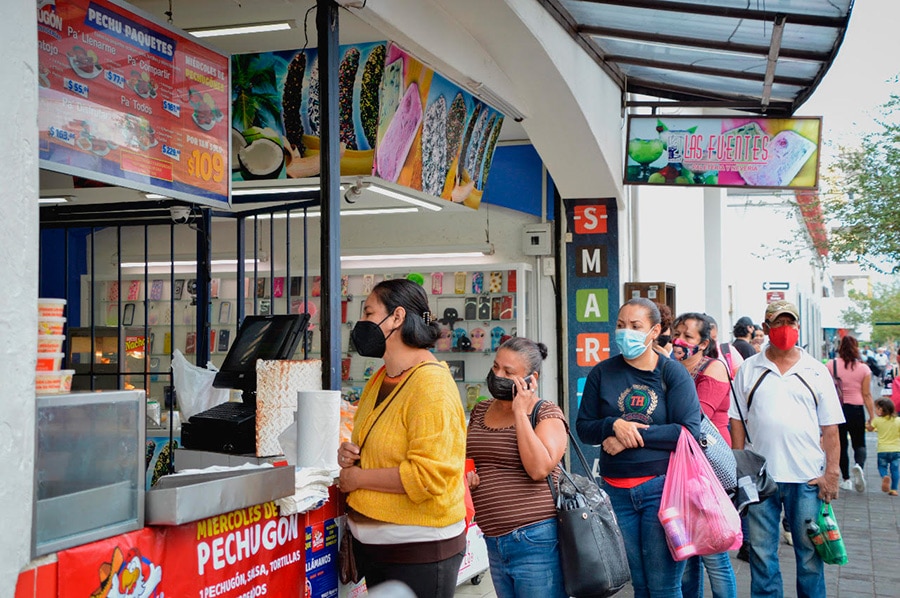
[210,278,221,298]
[173,279,185,300]
[273,277,284,298]
[507,270,517,293]
[107,281,119,302]
[500,295,514,320]
[341,275,350,297]
[127,280,141,301]
[464,296,477,320]
[218,301,231,324]
[431,272,443,294]
[185,332,196,354]
[256,278,267,298]
[209,329,216,352]
[311,276,322,297]
[470,327,486,351]
[148,303,159,326]
[477,296,491,320]
[491,297,502,320]
[472,272,484,294]
[454,272,466,294]
[363,274,375,294]
[490,326,506,351]
[149,279,164,301]
[290,276,303,296]
[163,332,172,355]
[217,329,230,353]
[122,303,135,326]
[489,271,503,293]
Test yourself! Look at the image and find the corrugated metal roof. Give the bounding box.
[538,0,854,116]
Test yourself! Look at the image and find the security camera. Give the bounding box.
[170,206,190,223]
[513,116,524,123]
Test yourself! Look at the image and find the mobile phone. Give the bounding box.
[513,375,536,398]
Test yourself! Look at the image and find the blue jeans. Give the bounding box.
[682,552,737,598]
[747,482,825,598]
[877,452,900,491]
[483,518,567,598]
[605,475,685,598]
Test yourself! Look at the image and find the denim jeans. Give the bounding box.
[747,482,825,598]
[681,552,737,598]
[483,518,568,598]
[605,475,685,598]
[877,452,900,491]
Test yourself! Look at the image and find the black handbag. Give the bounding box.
[531,401,630,598]
[729,377,778,514]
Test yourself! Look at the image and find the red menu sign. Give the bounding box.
[38,0,229,207]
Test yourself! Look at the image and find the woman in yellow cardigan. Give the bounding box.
[338,278,467,597]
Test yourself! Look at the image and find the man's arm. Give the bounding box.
[812,424,841,502]
[730,418,746,450]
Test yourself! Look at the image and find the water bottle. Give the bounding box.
[805,518,825,546]
[660,507,697,559]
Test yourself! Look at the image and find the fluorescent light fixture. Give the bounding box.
[271,207,419,219]
[39,196,71,204]
[187,21,293,38]
[120,259,261,269]
[368,184,443,212]
[341,244,494,262]
[145,193,169,199]
[232,185,321,196]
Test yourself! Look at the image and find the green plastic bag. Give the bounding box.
[814,502,848,565]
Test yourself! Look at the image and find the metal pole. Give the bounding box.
[318,0,341,391]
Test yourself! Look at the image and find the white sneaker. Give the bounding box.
[851,464,866,493]
[840,479,853,491]
[781,529,793,546]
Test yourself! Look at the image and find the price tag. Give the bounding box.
[162,99,181,118]
[161,144,181,161]
[105,70,125,89]
[187,149,225,183]
[48,126,76,146]
[63,77,89,98]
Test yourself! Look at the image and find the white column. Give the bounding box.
[703,187,726,328]
[0,1,39,589]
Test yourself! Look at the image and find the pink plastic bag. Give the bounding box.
[659,427,742,560]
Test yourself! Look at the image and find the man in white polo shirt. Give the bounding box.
[729,300,844,598]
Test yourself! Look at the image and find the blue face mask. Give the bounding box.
[616,328,650,360]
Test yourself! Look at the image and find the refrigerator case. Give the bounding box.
[33,390,145,557]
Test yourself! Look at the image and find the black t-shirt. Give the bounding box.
[732,338,756,360]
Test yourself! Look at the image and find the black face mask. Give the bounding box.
[657,334,672,346]
[486,370,516,401]
[350,315,393,358]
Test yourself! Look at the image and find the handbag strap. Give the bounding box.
[357,361,441,454]
[530,399,593,502]
[832,358,840,381]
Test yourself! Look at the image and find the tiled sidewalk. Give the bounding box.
[455,433,900,598]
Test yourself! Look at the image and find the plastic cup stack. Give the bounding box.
[36,298,73,395]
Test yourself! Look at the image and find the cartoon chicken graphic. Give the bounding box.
[91,546,162,598]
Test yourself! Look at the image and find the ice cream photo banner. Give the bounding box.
[232,41,505,210]
[38,0,230,208]
[624,115,822,189]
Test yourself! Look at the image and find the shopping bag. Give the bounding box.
[812,502,848,565]
[659,428,742,560]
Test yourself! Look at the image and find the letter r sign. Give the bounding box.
[573,205,607,234]
[576,333,609,366]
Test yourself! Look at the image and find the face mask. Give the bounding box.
[656,334,672,347]
[768,325,798,351]
[486,370,515,401]
[616,328,650,360]
[671,338,702,361]
[350,315,393,358]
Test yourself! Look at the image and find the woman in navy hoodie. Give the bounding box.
[577,298,701,598]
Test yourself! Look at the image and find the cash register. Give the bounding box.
[181,313,309,454]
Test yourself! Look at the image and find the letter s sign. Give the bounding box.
[572,205,607,234]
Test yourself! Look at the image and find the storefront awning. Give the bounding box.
[539,0,853,117]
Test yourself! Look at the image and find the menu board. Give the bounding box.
[37,0,230,207]
[625,115,821,189]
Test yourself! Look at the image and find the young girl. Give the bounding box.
[866,398,900,496]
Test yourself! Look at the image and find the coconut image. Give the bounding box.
[238,137,285,180]
[232,128,247,171]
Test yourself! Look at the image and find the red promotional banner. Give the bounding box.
[56,503,304,597]
[38,0,229,207]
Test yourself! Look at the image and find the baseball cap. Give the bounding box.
[735,316,754,329]
[765,300,799,323]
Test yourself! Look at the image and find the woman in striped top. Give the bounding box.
[465,337,568,598]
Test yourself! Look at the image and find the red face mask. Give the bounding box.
[768,325,798,350]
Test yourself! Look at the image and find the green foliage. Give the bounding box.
[232,54,283,132]
[841,279,900,344]
[823,92,900,272]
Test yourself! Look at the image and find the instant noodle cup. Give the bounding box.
[38,317,66,336]
[37,334,65,354]
[37,298,67,318]
[35,369,75,395]
[36,352,64,371]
